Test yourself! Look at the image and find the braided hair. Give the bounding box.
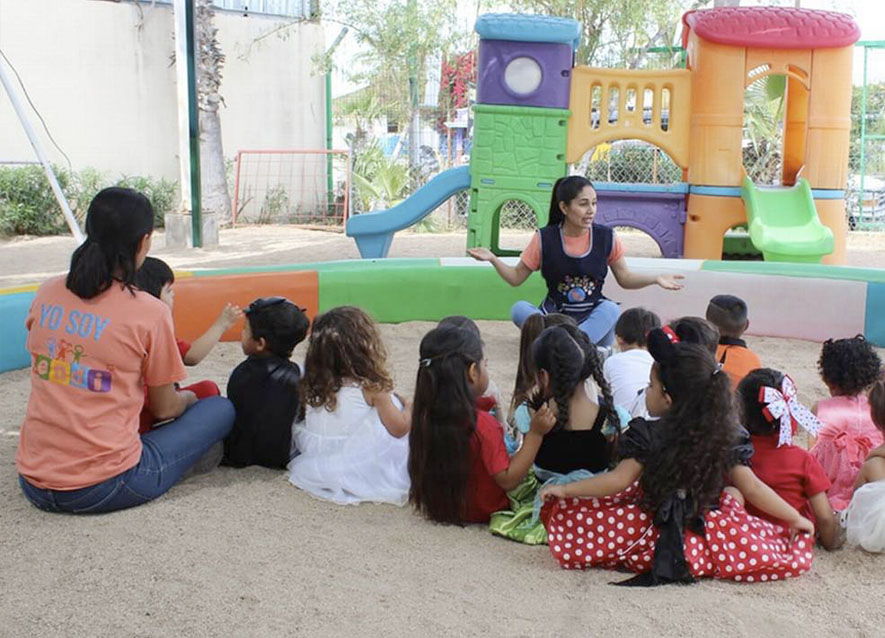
[531,324,617,440]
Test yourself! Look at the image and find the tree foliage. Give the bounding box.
[324,0,461,123]
[502,0,711,67]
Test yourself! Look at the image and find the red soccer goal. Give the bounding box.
[232,149,351,228]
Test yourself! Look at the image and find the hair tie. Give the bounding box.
[712,364,723,378]
[419,358,432,368]
[661,325,680,344]
[759,375,821,447]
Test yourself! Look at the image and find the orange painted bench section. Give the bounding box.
[172,270,319,343]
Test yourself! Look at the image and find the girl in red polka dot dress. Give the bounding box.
[540,327,816,586]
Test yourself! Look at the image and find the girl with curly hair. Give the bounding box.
[409,325,556,525]
[288,306,411,505]
[539,328,815,586]
[810,336,884,510]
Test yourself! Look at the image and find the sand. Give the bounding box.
[2,227,885,637]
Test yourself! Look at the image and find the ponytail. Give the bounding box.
[66,187,154,299]
[546,175,594,227]
[409,325,483,524]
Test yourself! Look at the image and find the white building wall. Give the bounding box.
[0,0,325,180]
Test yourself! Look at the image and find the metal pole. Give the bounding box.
[325,28,348,216]
[0,56,84,244]
[173,0,202,247]
[859,44,868,223]
[185,0,202,247]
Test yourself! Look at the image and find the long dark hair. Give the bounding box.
[531,324,616,438]
[408,325,483,524]
[737,368,785,437]
[66,187,154,299]
[640,328,739,521]
[546,175,594,227]
[510,313,576,421]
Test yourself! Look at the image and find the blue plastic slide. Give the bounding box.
[346,166,471,258]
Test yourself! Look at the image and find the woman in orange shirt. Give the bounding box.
[468,176,683,347]
[16,187,235,513]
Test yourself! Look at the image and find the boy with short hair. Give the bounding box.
[705,294,762,389]
[603,307,661,418]
[224,297,310,469]
[135,257,242,432]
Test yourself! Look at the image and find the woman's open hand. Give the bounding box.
[467,247,495,262]
[656,274,685,291]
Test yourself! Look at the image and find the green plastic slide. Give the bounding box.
[740,176,834,263]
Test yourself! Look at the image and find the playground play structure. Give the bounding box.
[1,6,883,377]
[346,7,861,265]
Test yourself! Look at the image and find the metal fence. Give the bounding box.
[232,149,350,227]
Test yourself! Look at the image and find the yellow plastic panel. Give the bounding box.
[566,67,691,168]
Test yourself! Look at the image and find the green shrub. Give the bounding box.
[0,165,178,236]
[0,165,69,235]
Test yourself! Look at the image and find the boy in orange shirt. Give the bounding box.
[705,294,762,389]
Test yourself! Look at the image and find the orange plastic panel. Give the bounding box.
[566,67,691,167]
[783,75,809,186]
[683,194,747,260]
[815,198,847,265]
[804,47,854,189]
[171,270,319,343]
[686,35,746,186]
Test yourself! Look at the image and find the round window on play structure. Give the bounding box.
[504,57,543,96]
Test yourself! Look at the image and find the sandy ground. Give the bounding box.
[2,227,885,637]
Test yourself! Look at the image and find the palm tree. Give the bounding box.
[195,0,232,225]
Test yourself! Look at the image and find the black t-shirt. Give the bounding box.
[535,408,610,474]
[223,354,301,469]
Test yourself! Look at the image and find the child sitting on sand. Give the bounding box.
[706,294,762,389]
[541,327,815,586]
[224,297,309,469]
[844,378,885,551]
[135,256,242,432]
[627,316,717,419]
[530,323,618,476]
[288,306,411,505]
[438,316,506,426]
[737,368,842,550]
[603,307,660,414]
[508,313,579,452]
[810,336,884,510]
[409,324,556,524]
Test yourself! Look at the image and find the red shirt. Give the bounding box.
[463,409,510,523]
[746,434,831,526]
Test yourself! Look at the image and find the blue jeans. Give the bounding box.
[19,397,235,514]
[510,299,620,347]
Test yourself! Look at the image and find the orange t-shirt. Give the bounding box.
[716,342,762,390]
[16,276,187,490]
[519,228,625,271]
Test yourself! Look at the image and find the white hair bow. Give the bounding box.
[759,375,821,447]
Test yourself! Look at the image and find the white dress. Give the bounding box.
[287,385,410,506]
[844,480,885,552]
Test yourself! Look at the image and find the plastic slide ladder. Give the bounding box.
[346,166,472,258]
[740,176,834,263]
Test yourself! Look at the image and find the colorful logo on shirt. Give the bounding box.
[557,275,596,304]
[31,303,113,393]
